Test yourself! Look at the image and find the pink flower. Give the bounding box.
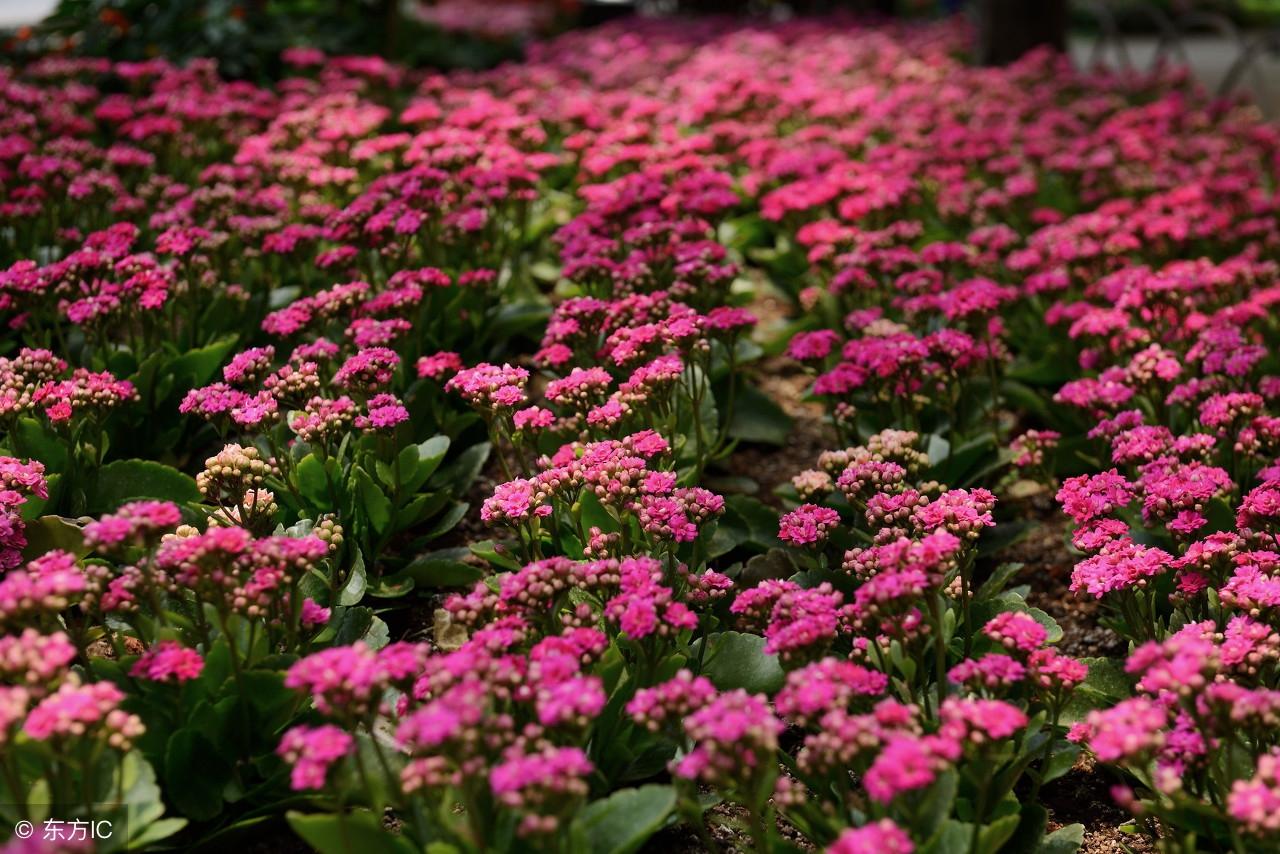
[489,745,592,811]
[131,641,203,683]
[356,393,409,432]
[949,654,1027,690]
[290,395,356,443]
[1070,540,1171,598]
[1229,749,1280,836]
[0,629,76,687]
[284,643,387,717]
[940,697,1028,742]
[301,598,331,628]
[789,330,841,362]
[983,611,1048,653]
[446,362,530,409]
[764,584,844,664]
[513,406,555,431]
[1057,470,1135,524]
[774,658,887,726]
[223,346,275,385]
[828,820,914,854]
[1070,697,1167,762]
[84,500,181,551]
[482,478,552,526]
[277,725,353,790]
[535,675,605,727]
[672,690,783,787]
[778,504,841,546]
[333,347,400,391]
[629,670,717,730]
[864,734,959,803]
[24,679,144,746]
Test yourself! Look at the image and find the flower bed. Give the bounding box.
[1,15,1279,854]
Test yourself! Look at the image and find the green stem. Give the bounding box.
[747,802,770,854]
[928,593,949,712]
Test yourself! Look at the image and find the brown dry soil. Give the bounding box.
[1041,763,1156,854]
[718,287,830,508]
[721,353,830,508]
[1011,506,1126,659]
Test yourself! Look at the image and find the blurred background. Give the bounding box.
[1,0,1278,113]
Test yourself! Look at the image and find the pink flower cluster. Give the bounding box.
[0,457,46,570]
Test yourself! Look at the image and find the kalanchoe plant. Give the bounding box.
[0,494,398,844]
[180,336,487,580]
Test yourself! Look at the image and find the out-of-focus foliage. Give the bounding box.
[7,0,580,77]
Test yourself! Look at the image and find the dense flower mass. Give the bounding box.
[2,9,1280,854]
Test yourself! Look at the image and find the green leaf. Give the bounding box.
[338,551,368,606]
[164,729,233,821]
[1060,657,1132,724]
[978,812,1021,854]
[126,817,188,849]
[11,416,68,469]
[470,539,521,571]
[1036,824,1084,854]
[20,515,88,560]
[1008,357,1076,386]
[927,433,951,465]
[270,286,301,309]
[976,562,1024,600]
[166,336,239,391]
[88,459,201,513]
[1000,803,1049,854]
[1080,656,1131,699]
[117,751,182,846]
[915,769,958,841]
[374,459,397,490]
[739,548,797,585]
[578,490,617,534]
[396,491,449,530]
[928,435,996,487]
[488,300,551,342]
[363,616,390,649]
[725,383,792,445]
[327,606,371,645]
[241,669,300,736]
[978,521,1032,559]
[126,350,166,402]
[287,810,418,854]
[404,435,450,493]
[699,631,784,694]
[726,495,780,546]
[420,501,468,541]
[707,505,751,558]
[429,442,490,494]
[354,466,392,534]
[396,443,423,484]
[398,548,485,588]
[574,785,677,854]
[920,819,971,854]
[1026,607,1064,644]
[367,575,415,598]
[1041,742,1081,786]
[295,454,331,508]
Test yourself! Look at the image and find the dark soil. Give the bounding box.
[1008,503,1127,659]
[722,355,831,508]
[721,287,832,508]
[1042,765,1155,854]
[643,798,815,854]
